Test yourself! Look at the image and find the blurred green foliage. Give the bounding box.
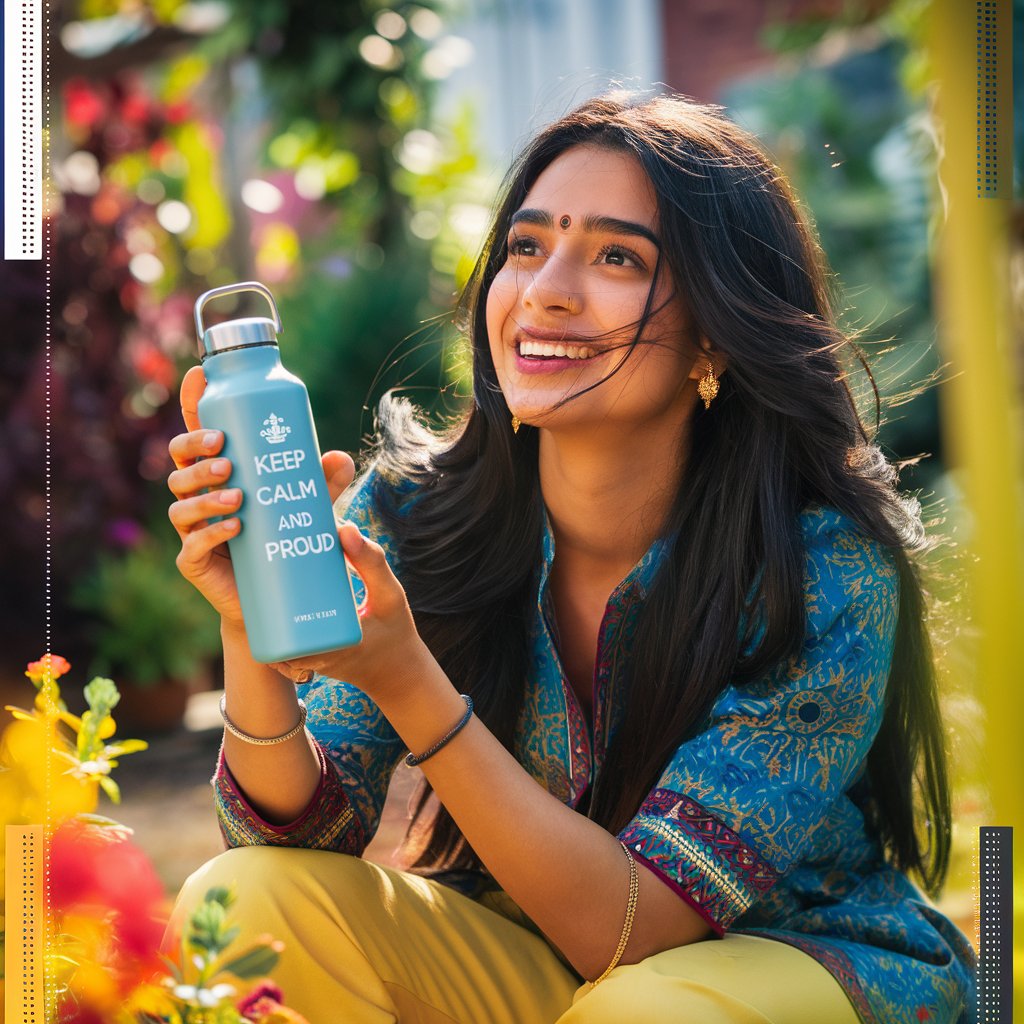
[69,540,223,686]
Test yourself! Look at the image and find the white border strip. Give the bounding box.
[4,0,42,259]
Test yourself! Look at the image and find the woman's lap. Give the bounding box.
[166,847,861,1024]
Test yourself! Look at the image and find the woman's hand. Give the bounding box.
[272,521,434,707]
[167,365,355,633]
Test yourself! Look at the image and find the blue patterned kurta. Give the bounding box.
[213,464,977,1024]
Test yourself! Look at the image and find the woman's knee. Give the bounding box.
[557,968,771,1024]
[168,845,373,944]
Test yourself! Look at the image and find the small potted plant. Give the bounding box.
[70,534,223,733]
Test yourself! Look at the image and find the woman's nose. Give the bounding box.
[520,258,580,315]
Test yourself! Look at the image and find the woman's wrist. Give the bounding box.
[220,615,247,641]
[360,635,433,709]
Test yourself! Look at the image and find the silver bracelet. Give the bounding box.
[219,693,308,746]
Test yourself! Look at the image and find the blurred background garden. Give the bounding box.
[3,0,1021,974]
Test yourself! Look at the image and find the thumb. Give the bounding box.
[338,522,402,609]
[180,365,207,432]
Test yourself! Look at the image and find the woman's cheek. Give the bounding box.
[485,268,519,348]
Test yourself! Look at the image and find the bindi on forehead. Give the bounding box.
[559,214,571,230]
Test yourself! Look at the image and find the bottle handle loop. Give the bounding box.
[194,281,282,342]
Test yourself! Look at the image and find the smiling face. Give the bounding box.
[486,144,715,436]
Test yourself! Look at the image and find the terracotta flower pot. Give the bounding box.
[112,678,195,735]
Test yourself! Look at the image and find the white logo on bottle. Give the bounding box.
[260,413,291,445]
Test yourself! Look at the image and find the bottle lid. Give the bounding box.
[194,281,282,358]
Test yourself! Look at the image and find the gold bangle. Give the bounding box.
[590,841,639,985]
[219,693,308,746]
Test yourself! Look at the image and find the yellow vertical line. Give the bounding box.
[926,0,1023,1009]
[5,825,46,1022]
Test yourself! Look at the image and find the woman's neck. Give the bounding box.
[538,422,687,579]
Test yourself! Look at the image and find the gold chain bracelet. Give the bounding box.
[590,841,640,985]
[219,693,308,746]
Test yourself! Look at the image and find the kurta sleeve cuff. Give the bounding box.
[618,788,779,933]
[212,737,365,854]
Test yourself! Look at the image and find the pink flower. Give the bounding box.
[237,980,306,1021]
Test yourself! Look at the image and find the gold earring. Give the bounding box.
[697,359,719,410]
[511,414,521,434]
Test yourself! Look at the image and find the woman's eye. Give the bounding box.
[508,236,540,258]
[597,245,643,269]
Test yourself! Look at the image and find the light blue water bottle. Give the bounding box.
[194,281,362,663]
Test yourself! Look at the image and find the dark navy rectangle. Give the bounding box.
[978,826,1012,1022]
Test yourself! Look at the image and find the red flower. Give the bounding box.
[165,100,192,124]
[50,820,168,988]
[55,996,107,1024]
[25,653,72,683]
[120,93,151,125]
[133,345,176,389]
[148,138,173,163]
[64,79,105,129]
[916,1008,931,1022]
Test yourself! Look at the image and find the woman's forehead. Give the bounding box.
[519,145,658,227]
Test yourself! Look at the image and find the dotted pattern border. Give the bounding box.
[4,0,41,258]
[975,1,1002,198]
[976,826,1012,1022]
[4,825,44,1021]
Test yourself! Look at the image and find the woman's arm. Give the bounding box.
[316,526,712,981]
[217,620,321,825]
[374,655,712,980]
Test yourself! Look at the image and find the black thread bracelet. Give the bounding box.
[405,694,474,767]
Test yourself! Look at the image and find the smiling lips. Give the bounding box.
[519,338,597,360]
[514,328,602,368]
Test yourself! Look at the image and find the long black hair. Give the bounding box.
[362,91,952,897]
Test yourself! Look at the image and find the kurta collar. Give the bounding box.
[536,503,675,605]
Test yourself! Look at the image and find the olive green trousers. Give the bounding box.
[167,846,862,1024]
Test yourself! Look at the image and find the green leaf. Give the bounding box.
[203,886,235,910]
[98,774,122,804]
[159,951,185,983]
[216,943,280,980]
[104,738,149,757]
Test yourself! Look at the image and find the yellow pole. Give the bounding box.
[926,0,1023,1009]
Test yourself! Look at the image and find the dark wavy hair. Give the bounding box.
[360,91,952,897]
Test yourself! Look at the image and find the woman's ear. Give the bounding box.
[688,337,727,380]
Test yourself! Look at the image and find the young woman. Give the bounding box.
[166,92,976,1023]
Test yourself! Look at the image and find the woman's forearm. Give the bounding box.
[218,619,322,824]
[374,642,711,981]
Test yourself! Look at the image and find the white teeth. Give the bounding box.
[519,339,596,360]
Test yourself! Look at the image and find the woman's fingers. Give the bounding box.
[268,662,316,686]
[168,426,225,472]
[175,515,240,572]
[167,449,231,496]
[179,366,207,433]
[322,450,355,504]
[168,488,243,534]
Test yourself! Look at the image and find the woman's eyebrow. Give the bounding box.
[510,208,661,249]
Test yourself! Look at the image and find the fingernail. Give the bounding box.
[211,459,230,476]
[202,431,219,450]
[218,488,240,505]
